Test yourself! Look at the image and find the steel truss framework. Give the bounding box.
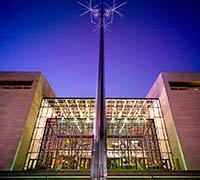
[25,98,173,171]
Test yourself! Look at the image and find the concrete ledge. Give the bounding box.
[0,170,200,179]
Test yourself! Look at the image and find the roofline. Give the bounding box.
[43,97,160,100]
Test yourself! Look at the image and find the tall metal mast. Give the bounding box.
[90,1,107,179]
[78,1,126,179]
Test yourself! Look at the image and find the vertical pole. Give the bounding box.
[90,0,107,179]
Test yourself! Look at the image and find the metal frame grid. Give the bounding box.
[24,98,173,171]
[38,117,93,170]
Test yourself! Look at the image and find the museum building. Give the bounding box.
[0,72,200,179]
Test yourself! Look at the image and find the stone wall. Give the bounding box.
[147,73,200,170]
[0,72,55,170]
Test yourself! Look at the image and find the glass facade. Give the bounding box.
[24,98,173,171]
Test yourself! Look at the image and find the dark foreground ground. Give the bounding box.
[0,170,200,180]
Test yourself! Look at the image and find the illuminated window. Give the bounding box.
[24,98,173,171]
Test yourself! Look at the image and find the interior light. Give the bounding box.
[123,117,128,123]
[86,117,90,123]
[61,117,66,122]
[111,117,115,123]
[73,118,78,123]
[143,117,146,122]
[118,111,122,117]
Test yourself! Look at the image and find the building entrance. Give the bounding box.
[37,118,93,170]
[25,98,173,171]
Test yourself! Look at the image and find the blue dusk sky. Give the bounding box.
[0,0,200,97]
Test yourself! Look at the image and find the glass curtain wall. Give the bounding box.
[24,98,173,171]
